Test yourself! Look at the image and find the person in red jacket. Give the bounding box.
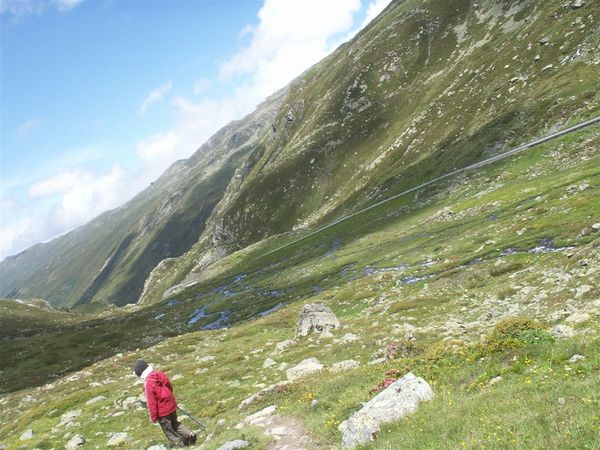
[134,359,197,448]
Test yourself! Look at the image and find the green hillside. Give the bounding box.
[1,0,599,448]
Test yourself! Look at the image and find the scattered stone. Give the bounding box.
[330,360,360,373]
[552,324,575,338]
[534,54,541,61]
[60,409,82,425]
[216,440,249,450]
[565,312,590,324]
[368,357,387,366]
[569,0,584,8]
[591,223,600,232]
[122,396,140,409]
[575,285,592,298]
[86,395,106,406]
[338,373,434,449]
[196,355,216,363]
[295,304,340,337]
[286,357,324,381]
[557,397,566,406]
[541,64,554,72]
[539,37,550,45]
[339,333,359,343]
[19,429,34,440]
[147,445,168,450]
[263,358,277,369]
[566,183,590,194]
[107,432,130,447]
[243,405,278,427]
[568,354,586,364]
[171,374,184,381]
[487,376,503,387]
[311,399,319,409]
[239,382,291,409]
[65,434,86,450]
[274,339,297,354]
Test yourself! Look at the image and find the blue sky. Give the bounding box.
[0,0,390,259]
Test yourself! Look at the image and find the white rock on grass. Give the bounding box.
[552,324,575,338]
[65,434,86,449]
[60,409,82,425]
[262,358,277,369]
[122,396,140,409]
[568,354,586,364]
[330,360,360,373]
[107,432,130,447]
[296,304,340,337]
[86,395,106,406]
[19,429,34,440]
[338,373,434,449]
[565,312,590,324]
[196,355,216,363]
[274,339,296,354]
[216,440,250,450]
[238,382,291,409]
[286,358,323,381]
[243,405,277,427]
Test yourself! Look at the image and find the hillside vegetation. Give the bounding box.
[1,0,599,449]
[1,0,598,309]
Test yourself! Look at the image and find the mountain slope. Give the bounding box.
[1,0,598,310]
[0,92,284,308]
[149,0,600,296]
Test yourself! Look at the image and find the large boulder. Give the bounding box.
[286,357,323,381]
[338,372,434,449]
[65,434,86,449]
[295,304,340,337]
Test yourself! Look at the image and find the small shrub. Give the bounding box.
[496,286,518,300]
[480,317,549,354]
[489,261,523,277]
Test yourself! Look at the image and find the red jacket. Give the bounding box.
[144,370,177,422]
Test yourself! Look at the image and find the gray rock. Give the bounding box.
[568,354,586,363]
[107,432,130,447]
[565,312,590,324]
[216,440,250,450]
[552,324,575,338]
[569,0,584,8]
[591,223,600,232]
[60,409,82,425]
[286,357,323,381]
[122,396,141,409]
[274,339,296,354]
[85,395,106,406]
[295,304,340,337]
[65,434,86,449]
[239,382,291,409]
[19,429,34,440]
[330,360,360,373]
[338,373,434,449]
[262,358,277,369]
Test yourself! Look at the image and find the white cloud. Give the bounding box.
[139,80,173,115]
[55,0,83,12]
[15,117,41,139]
[193,78,211,95]
[0,0,83,19]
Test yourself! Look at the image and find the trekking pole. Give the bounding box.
[177,406,208,432]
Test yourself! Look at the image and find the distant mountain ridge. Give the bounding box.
[1,0,598,308]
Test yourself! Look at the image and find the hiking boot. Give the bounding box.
[187,432,197,445]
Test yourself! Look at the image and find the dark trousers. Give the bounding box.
[158,411,192,447]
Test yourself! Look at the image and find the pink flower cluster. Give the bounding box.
[370,369,404,394]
